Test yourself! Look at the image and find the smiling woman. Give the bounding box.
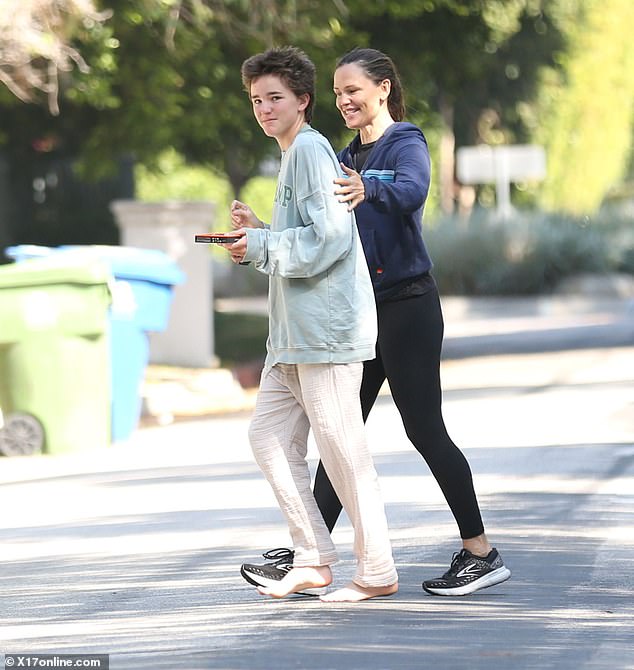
[334,64,393,143]
[328,48,511,595]
[333,50,406,141]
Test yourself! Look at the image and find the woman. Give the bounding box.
[238,47,510,596]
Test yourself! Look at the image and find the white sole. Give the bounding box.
[241,567,283,589]
[241,567,325,595]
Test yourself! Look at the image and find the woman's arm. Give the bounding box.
[362,139,430,214]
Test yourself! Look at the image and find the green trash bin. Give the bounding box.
[0,256,111,455]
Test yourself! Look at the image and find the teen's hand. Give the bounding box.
[227,229,248,264]
[334,163,365,211]
[230,200,264,229]
[215,228,247,263]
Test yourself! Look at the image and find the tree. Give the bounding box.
[0,0,352,196]
[3,0,626,221]
[322,0,568,213]
[0,0,354,247]
[160,0,353,197]
[0,0,111,115]
[536,0,634,213]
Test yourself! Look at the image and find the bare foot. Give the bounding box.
[320,581,398,603]
[257,565,333,598]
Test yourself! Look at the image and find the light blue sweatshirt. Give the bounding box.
[242,125,377,371]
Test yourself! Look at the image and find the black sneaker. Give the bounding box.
[422,548,511,596]
[240,547,294,589]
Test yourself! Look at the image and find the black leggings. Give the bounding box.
[313,285,485,540]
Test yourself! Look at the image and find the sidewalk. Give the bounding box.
[140,294,634,424]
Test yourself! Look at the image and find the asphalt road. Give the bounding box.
[1,299,633,670]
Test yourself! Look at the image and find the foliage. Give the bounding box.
[314,0,572,214]
[135,148,232,207]
[0,1,571,185]
[135,152,276,280]
[535,0,634,213]
[426,209,634,295]
[425,214,508,295]
[0,0,111,114]
[241,175,277,225]
[135,150,276,223]
[339,0,561,143]
[213,310,268,364]
[1,0,633,233]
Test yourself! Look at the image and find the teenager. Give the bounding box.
[224,46,398,603]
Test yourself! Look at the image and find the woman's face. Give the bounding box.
[333,62,391,130]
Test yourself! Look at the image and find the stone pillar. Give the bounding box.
[111,200,215,368]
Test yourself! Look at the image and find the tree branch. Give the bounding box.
[0,0,111,114]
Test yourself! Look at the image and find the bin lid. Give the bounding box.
[3,244,53,263]
[68,246,185,285]
[5,244,185,286]
[0,255,111,288]
[0,256,111,341]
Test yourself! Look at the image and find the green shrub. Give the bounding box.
[134,150,634,296]
[426,210,633,295]
[135,149,232,208]
[214,311,268,364]
[424,214,508,294]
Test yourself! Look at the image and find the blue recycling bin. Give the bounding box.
[5,245,185,442]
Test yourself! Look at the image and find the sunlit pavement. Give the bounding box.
[1,298,633,670]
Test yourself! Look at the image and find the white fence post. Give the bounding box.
[111,200,215,368]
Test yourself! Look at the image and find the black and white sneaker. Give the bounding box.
[422,548,511,596]
[240,547,294,589]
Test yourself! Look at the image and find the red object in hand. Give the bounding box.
[195,233,243,244]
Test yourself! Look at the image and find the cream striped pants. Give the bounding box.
[248,362,397,588]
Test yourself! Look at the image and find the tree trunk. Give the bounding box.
[438,95,457,215]
[224,153,250,202]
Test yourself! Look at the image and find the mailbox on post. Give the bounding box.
[456,144,546,219]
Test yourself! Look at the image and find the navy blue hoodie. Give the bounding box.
[337,122,433,303]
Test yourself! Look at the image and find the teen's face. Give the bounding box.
[249,74,309,149]
[333,62,391,129]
